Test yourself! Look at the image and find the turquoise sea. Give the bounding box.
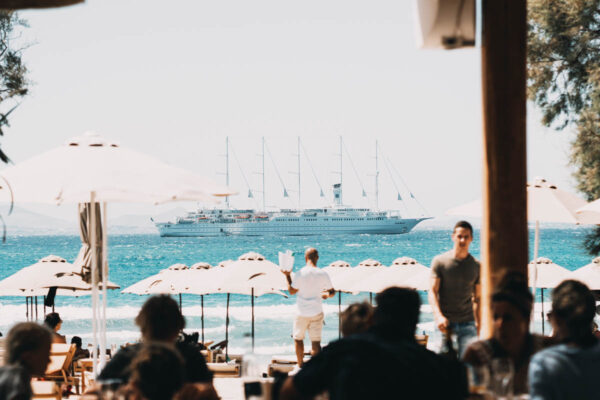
[0,227,594,355]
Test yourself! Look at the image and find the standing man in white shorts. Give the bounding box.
[282,248,335,367]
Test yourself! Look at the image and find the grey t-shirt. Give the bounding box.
[431,251,480,323]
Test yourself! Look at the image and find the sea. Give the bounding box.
[0,227,595,356]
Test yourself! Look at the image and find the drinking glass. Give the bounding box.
[490,358,514,399]
[466,364,489,395]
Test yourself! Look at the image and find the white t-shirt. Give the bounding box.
[291,265,333,316]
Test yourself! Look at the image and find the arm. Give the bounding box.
[429,275,449,333]
[322,288,336,299]
[282,271,298,295]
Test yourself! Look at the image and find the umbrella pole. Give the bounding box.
[90,193,99,376]
[35,296,38,321]
[225,293,230,360]
[201,295,205,344]
[338,291,341,339]
[100,202,108,370]
[369,292,373,305]
[251,288,255,351]
[179,293,182,311]
[532,221,540,332]
[541,288,545,335]
[25,297,29,321]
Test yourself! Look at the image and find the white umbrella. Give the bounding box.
[322,260,352,338]
[0,255,119,319]
[571,257,600,290]
[335,259,385,294]
[351,257,431,293]
[0,132,236,372]
[528,257,572,334]
[209,252,287,352]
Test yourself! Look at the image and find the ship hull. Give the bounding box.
[155,218,428,237]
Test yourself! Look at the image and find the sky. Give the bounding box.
[0,0,577,222]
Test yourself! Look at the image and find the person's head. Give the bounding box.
[129,342,184,400]
[135,295,185,342]
[305,248,319,265]
[549,279,596,345]
[71,336,82,349]
[372,287,420,340]
[491,271,533,348]
[452,220,473,251]
[341,302,374,337]
[43,312,62,332]
[6,322,52,376]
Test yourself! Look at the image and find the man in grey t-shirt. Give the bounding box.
[429,220,480,356]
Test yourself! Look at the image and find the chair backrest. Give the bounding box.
[45,344,76,375]
[61,344,76,371]
[50,343,70,355]
[0,337,5,367]
[31,380,61,400]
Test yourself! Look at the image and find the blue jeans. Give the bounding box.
[444,321,477,357]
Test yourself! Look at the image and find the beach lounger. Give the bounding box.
[31,380,61,400]
[207,362,241,377]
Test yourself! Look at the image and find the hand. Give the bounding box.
[281,270,291,277]
[321,292,329,299]
[436,315,449,333]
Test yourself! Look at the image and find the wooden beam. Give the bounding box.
[480,0,528,337]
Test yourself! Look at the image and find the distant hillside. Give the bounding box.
[2,206,76,236]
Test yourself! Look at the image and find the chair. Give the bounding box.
[31,381,61,400]
[207,362,241,377]
[44,344,80,394]
[0,337,5,367]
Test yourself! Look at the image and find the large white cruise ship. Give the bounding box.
[155,185,429,237]
[155,138,430,237]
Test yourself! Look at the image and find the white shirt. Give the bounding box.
[291,265,333,316]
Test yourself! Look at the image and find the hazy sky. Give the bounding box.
[0,0,576,221]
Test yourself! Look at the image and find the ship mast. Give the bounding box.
[375,140,379,211]
[297,137,301,208]
[339,136,343,205]
[225,137,230,207]
[261,136,266,211]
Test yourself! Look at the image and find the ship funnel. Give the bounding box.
[333,183,342,206]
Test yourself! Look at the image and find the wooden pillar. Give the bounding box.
[480,0,528,338]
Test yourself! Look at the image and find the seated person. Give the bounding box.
[70,336,90,361]
[340,301,373,337]
[98,295,212,386]
[463,271,548,394]
[0,322,52,400]
[43,313,66,344]
[529,280,600,400]
[280,287,467,400]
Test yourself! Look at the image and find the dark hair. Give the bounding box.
[491,271,533,320]
[71,336,82,347]
[135,295,185,341]
[43,313,62,329]
[453,220,473,236]
[130,342,184,400]
[341,302,373,336]
[305,248,319,264]
[552,280,596,345]
[6,322,52,365]
[373,287,421,340]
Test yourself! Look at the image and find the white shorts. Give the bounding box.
[293,312,325,342]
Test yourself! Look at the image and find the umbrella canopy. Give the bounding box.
[571,257,600,290]
[0,132,235,205]
[0,255,119,296]
[446,178,600,225]
[351,257,430,293]
[122,264,190,295]
[212,252,287,296]
[528,257,572,289]
[334,259,386,293]
[322,260,351,291]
